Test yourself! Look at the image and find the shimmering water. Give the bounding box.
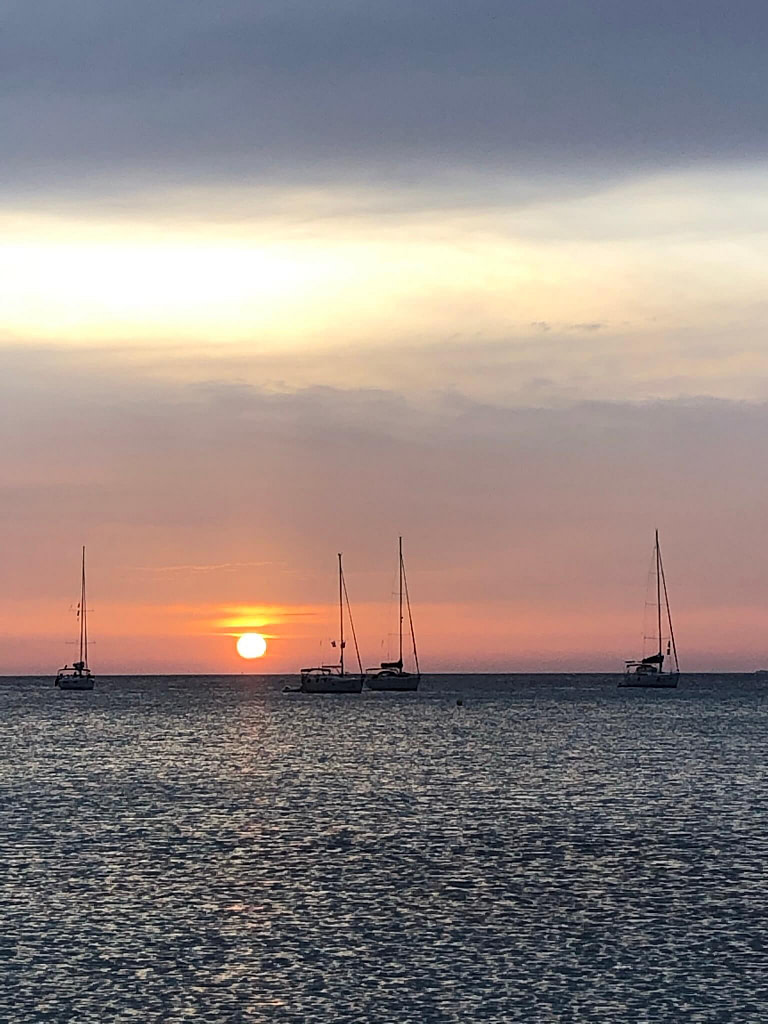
[2,673,768,1022]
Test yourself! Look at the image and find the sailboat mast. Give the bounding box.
[398,536,403,666]
[80,545,87,667]
[655,529,662,661]
[338,552,344,675]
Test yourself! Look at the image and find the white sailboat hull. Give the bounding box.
[293,553,364,693]
[369,538,422,690]
[622,532,680,689]
[56,548,95,691]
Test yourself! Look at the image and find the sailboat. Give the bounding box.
[55,546,95,691]
[620,530,680,688]
[366,537,421,691]
[296,553,364,694]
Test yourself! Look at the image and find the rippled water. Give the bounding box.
[2,673,768,1022]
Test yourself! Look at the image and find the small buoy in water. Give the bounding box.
[456,699,463,707]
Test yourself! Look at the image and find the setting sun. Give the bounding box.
[236,633,267,659]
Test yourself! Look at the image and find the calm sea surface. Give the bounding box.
[2,673,768,1022]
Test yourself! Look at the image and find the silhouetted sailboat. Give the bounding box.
[620,530,679,688]
[366,537,421,691]
[55,546,95,691]
[297,553,364,694]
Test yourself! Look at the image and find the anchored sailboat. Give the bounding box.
[620,530,679,688]
[366,537,421,691]
[55,546,95,691]
[296,553,364,694]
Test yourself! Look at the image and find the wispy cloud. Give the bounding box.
[133,561,280,576]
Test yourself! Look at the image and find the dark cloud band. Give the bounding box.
[3,0,767,199]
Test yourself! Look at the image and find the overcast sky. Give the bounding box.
[2,1,767,672]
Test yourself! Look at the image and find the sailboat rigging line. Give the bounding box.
[385,564,398,660]
[658,542,679,672]
[402,559,420,676]
[340,565,363,675]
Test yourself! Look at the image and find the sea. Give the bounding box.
[1,673,767,1023]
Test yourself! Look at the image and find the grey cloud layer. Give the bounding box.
[3,0,767,197]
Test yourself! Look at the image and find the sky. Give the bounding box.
[2,0,768,673]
